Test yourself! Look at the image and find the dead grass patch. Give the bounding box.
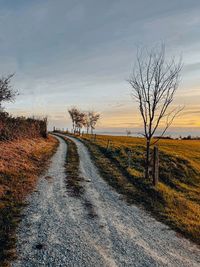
[79,134,200,245]
[0,135,58,266]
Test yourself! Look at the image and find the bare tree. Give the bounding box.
[83,112,90,134]
[68,108,100,135]
[88,111,100,134]
[68,107,79,133]
[68,107,86,134]
[75,111,85,134]
[0,74,18,110]
[128,45,183,179]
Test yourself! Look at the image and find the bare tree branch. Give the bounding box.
[128,44,183,179]
[0,74,18,110]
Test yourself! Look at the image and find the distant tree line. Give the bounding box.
[0,74,47,141]
[68,107,100,135]
[180,135,200,140]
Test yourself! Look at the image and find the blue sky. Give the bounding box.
[0,0,200,133]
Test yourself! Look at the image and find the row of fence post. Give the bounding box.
[84,133,159,186]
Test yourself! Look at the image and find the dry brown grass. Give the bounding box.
[79,134,200,245]
[0,136,58,201]
[0,135,58,266]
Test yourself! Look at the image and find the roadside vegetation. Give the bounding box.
[0,136,58,266]
[0,74,47,142]
[0,112,48,141]
[78,134,200,245]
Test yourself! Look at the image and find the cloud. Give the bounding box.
[0,0,200,130]
[183,62,200,73]
[182,110,200,116]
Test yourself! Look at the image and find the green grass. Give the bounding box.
[78,134,200,245]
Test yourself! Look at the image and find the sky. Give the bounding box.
[0,0,200,135]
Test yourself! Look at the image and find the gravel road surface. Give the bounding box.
[12,134,200,267]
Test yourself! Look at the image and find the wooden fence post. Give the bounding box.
[153,146,159,186]
[127,150,132,168]
[106,140,110,151]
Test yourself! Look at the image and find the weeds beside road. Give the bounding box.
[0,136,58,266]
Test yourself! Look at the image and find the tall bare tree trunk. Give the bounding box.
[145,139,150,179]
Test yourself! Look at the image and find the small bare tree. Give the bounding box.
[68,107,79,133]
[0,74,18,110]
[128,45,183,179]
[88,111,100,134]
[68,108,100,135]
[83,112,90,134]
[75,111,85,134]
[68,107,86,134]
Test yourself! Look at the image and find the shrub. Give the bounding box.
[0,112,47,141]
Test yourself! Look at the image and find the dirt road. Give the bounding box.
[12,135,200,267]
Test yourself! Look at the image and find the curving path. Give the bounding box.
[12,134,200,267]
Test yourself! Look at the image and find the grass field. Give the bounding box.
[79,134,200,244]
[0,135,58,266]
